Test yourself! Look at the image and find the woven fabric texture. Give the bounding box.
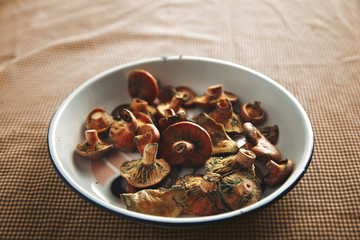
[1,0,359,239]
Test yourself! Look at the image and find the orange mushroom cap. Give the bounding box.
[194,84,237,109]
[264,158,294,186]
[128,70,159,104]
[134,123,160,155]
[76,129,114,159]
[158,121,213,167]
[175,86,197,107]
[85,108,114,134]
[240,101,266,125]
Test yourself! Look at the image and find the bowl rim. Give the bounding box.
[47,55,314,227]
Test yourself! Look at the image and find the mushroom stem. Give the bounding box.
[215,99,233,119]
[169,92,184,112]
[120,109,138,133]
[142,143,158,165]
[85,129,99,147]
[235,148,256,169]
[235,180,254,197]
[200,175,218,193]
[207,84,224,98]
[172,141,195,154]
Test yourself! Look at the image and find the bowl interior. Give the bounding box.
[48,56,313,226]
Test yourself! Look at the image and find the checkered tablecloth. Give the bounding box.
[1,0,359,239]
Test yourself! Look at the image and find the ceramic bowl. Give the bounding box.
[47,56,313,227]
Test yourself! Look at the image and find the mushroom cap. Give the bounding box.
[243,122,281,163]
[85,108,114,133]
[175,86,197,107]
[157,109,187,132]
[109,120,137,151]
[111,104,130,121]
[156,92,187,118]
[134,123,160,155]
[158,121,213,167]
[208,99,243,134]
[177,174,227,216]
[76,129,114,159]
[129,98,158,121]
[120,143,171,188]
[157,85,176,103]
[128,69,159,104]
[120,185,185,217]
[258,125,279,145]
[195,112,239,156]
[264,158,294,186]
[219,170,262,210]
[132,111,153,129]
[240,101,266,125]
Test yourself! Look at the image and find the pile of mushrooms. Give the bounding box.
[75,69,294,217]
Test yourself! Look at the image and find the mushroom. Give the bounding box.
[109,109,138,151]
[195,112,239,156]
[177,174,227,216]
[111,104,130,121]
[132,111,153,129]
[175,86,197,107]
[120,143,171,188]
[128,98,158,121]
[194,84,237,109]
[205,148,256,175]
[85,108,114,134]
[219,170,262,210]
[258,125,279,145]
[157,109,187,132]
[264,158,294,186]
[120,185,185,217]
[157,92,187,118]
[157,85,176,103]
[76,129,114,159]
[208,99,243,134]
[243,122,281,163]
[128,69,159,104]
[134,123,160,155]
[240,101,266,125]
[158,121,212,167]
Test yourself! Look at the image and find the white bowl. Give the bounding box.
[47,56,313,227]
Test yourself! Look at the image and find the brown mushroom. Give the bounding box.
[243,122,281,163]
[195,112,239,156]
[258,125,279,145]
[157,85,176,103]
[134,123,160,155]
[205,148,256,175]
[264,158,294,186]
[111,104,130,121]
[120,185,185,217]
[177,174,227,216]
[109,109,138,151]
[194,84,237,109]
[76,129,114,159]
[128,98,158,121]
[128,70,159,104]
[157,92,187,118]
[219,170,262,210]
[120,143,171,188]
[208,99,243,134]
[158,121,212,167]
[175,86,197,107]
[85,108,114,134]
[240,101,266,125]
[157,109,187,132]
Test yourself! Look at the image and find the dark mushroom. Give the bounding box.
[264,158,294,186]
[158,121,212,167]
[85,108,114,134]
[76,129,114,159]
[195,112,239,156]
[134,123,160,155]
[208,99,243,134]
[120,143,171,188]
[205,148,256,175]
[128,70,159,104]
[240,101,266,125]
[177,174,227,216]
[157,85,176,103]
[219,170,262,210]
[243,122,281,163]
[120,185,185,217]
[175,86,197,107]
[109,109,138,151]
[194,84,237,109]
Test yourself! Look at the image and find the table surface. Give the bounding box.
[1,0,359,239]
